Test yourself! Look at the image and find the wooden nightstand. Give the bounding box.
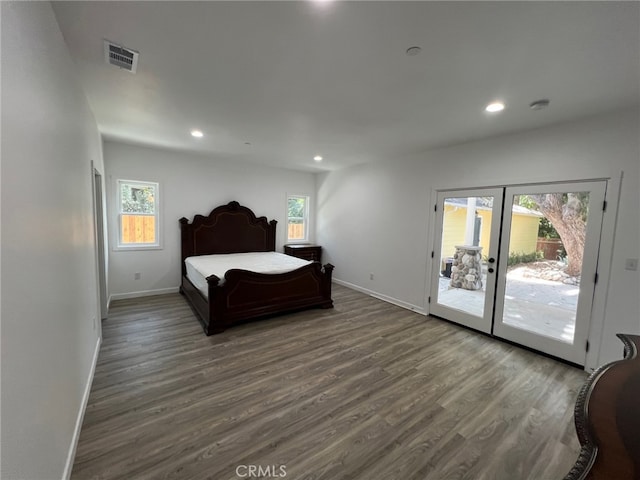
[284,244,322,263]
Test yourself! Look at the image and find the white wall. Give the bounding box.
[317,109,640,369]
[104,141,317,298]
[1,2,105,479]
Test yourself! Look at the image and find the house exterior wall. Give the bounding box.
[440,205,538,262]
[477,209,492,256]
[441,205,468,259]
[508,215,540,256]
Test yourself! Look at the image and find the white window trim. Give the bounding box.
[114,179,162,251]
[286,194,310,244]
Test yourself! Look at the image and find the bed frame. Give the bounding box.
[179,201,334,335]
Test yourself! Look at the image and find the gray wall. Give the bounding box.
[1,2,105,479]
[317,109,640,370]
[103,141,317,298]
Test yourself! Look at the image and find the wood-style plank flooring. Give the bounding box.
[72,285,586,480]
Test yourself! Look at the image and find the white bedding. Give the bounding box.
[185,251,312,297]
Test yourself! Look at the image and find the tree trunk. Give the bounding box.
[528,193,586,277]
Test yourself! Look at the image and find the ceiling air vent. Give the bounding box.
[104,40,139,73]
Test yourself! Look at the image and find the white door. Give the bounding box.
[429,188,503,334]
[492,181,606,364]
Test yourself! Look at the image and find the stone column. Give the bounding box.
[450,246,483,290]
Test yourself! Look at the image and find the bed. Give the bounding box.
[179,201,334,335]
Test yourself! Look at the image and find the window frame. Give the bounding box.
[114,179,161,251]
[286,194,310,244]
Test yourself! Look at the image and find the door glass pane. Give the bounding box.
[501,192,589,344]
[437,196,493,317]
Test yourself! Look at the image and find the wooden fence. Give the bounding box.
[121,214,156,244]
[288,223,305,240]
[536,238,564,260]
[123,217,301,244]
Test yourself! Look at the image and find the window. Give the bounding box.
[287,195,309,243]
[117,179,160,249]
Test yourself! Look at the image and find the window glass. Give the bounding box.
[117,180,159,248]
[287,195,309,242]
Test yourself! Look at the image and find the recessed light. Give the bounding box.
[529,99,550,110]
[191,130,204,138]
[313,155,323,162]
[406,46,422,56]
[309,0,334,8]
[485,102,505,113]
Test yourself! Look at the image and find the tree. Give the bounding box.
[288,197,305,223]
[120,184,155,213]
[514,195,560,239]
[521,193,588,276]
[537,218,560,239]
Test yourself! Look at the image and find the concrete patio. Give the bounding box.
[437,267,580,343]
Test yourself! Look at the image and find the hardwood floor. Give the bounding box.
[72,285,585,480]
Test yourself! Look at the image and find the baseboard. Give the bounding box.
[109,287,180,301]
[62,335,101,480]
[333,278,427,316]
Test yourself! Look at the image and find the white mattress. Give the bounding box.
[185,251,312,297]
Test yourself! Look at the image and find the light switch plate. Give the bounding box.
[624,258,638,271]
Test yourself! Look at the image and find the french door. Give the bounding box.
[429,188,503,334]
[429,181,606,365]
[492,182,606,364]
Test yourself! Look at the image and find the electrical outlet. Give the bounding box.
[369,273,374,280]
[625,258,638,271]
[134,272,141,280]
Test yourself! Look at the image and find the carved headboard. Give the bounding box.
[179,201,277,275]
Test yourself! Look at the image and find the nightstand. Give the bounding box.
[284,244,322,263]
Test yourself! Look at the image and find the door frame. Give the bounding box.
[426,173,622,371]
[91,161,108,323]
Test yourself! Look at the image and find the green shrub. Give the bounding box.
[507,251,543,266]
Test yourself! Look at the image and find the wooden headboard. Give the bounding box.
[179,201,277,275]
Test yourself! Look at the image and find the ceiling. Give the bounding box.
[52,1,639,172]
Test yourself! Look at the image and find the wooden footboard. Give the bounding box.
[182,262,334,335]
